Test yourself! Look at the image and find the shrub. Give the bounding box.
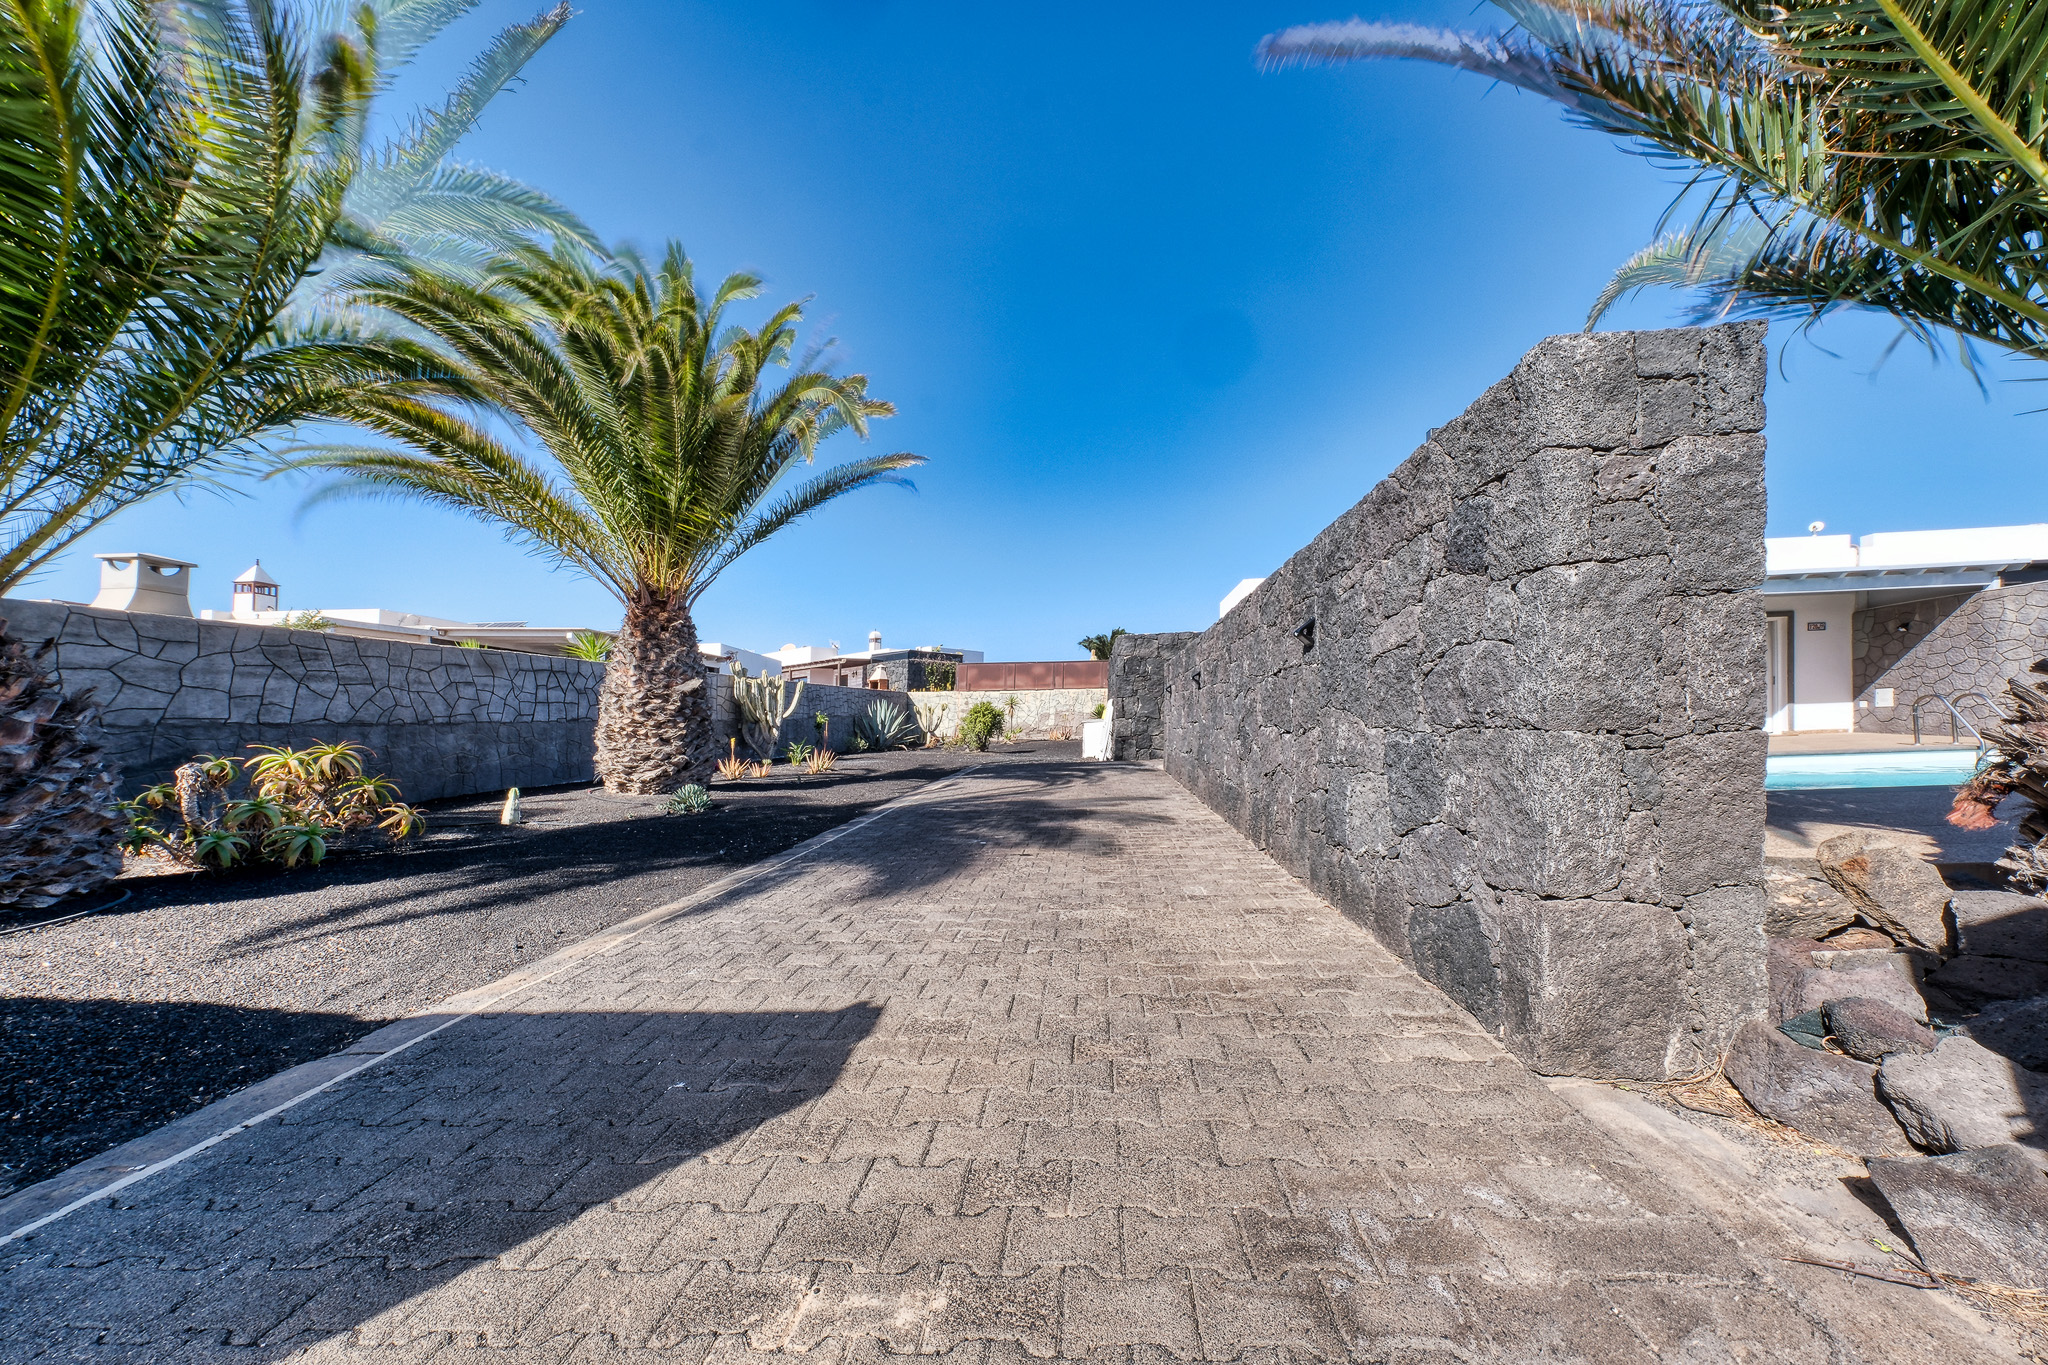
[664,784,712,815]
[1090,703,1106,719]
[279,611,335,632]
[853,699,919,751]
[121,742,422,871]
[920,660,956,690]
[784,741,814,766]
[958,701,1004,751]
[564,631,613,661]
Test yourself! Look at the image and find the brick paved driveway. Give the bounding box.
[0,762,2014,1361]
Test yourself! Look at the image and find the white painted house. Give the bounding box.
[1763,524,2048,733]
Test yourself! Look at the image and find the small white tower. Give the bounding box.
[89,552,197,616]
[868,630,883,653]
[232,560,279,618]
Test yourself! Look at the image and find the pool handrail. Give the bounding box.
[1910,691,1990,761]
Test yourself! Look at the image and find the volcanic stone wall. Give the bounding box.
[1852,581,2048,733]
[1108,631,1197,760]
[1140,325,1771,1080]
[1,598,602,801]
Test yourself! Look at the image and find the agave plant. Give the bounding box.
[1260,1,2048,363]
[852,698,920,751]
[564,631,613,661]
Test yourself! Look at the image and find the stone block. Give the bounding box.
[1494,895,1688,1077]
[1823,997,1935,1063]
[1927,954,2048,1007]
[1764,857,1858,939]
[1949,890,2048,962]
[1960,994,2048,1073]
[1654,730,1766,898]
[1658,592,1767,733]
[1724,1020,1911,1155]
[1429,374,1525,491]
[1867,1146,2048,1288]
[1449,728,1630,899]
[1877,1036,2048,1155]
[1487,447,1597,575]
[1682,885,1768,1059]
[1407,897,1503,1032]
[1509,560,1663,733]
[1633,327,1705,378]
[1512,332,1638,449]
[1815,831,1953,952]
[1656,434,1767,592]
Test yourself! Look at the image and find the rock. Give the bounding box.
[1948,890,2048,962]
[1823,997,1935,1063]
[1926,955,2048,1008]
[1778,1008,1828,1050]
[1866,1145,2048,1288]
[1819,925,1897,950]
[1723,1020,1912,1154]
[1764,857,1857,939]
[1771,957,1928,1025]
[1815,831,1953,953]
[1876,1036,2048,1154]
[1962,994,2048,1073]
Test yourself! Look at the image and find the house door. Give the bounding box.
[1765,613,1792,733]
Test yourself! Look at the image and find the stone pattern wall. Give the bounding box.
[1153,325,1770,1081]
[1,598,601,802]
[1108,632,1197,759]
[1852,582,2048,733]
[906,688,1107,741]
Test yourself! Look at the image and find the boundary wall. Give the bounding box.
[1,598,600,802]
[1852,581,2048,732]
[1113,324,1770,1080]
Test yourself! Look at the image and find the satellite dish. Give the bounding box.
[1808,521,1826,535]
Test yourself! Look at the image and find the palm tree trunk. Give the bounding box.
[593,593,711,793]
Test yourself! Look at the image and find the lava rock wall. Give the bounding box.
[1143,325,1770,1079]
[1853,581,2048,733]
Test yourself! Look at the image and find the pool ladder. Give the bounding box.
[1910,690,1995,761]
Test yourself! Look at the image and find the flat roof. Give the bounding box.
[1764,524,2048,594]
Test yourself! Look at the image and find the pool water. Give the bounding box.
[1765,749,1987,791]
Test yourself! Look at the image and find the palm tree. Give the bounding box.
[1259,1,2048,363]
[0,0,571,595]
[1079,628,1127,660]
[282,245,924,793]
[294,0,599,312]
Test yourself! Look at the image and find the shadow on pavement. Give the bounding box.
[0,998,376,1198]
[0,1006,880,1359]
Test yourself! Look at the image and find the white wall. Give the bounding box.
[1766,591,1856,731]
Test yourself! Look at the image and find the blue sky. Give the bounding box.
[41,1,2048,659]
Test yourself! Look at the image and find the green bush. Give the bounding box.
[664,784,712,815]
[1090,703,1106,719]
[958,701,1004,751]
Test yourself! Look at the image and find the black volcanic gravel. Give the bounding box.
[0,742,1079,1197]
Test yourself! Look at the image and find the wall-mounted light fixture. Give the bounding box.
[1294,618,1316,652]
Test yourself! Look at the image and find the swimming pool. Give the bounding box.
[1765,749,1987,791]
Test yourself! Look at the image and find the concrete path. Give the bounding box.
[0,762,2018,1362]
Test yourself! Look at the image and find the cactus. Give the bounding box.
[733,674,806,760]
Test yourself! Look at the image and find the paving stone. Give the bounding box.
[0,763,2016,1361]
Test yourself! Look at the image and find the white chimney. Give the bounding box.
[89,553,197,617]
[232,559,280,618]
[868,630,883,653]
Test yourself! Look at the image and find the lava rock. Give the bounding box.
[1948,890,2048,963]
[1823,996,1935,1063]
[1961,994,2048,1073]
[1926,955,2048,1009]
[1764,857,1857,940]
[1815,831,1953,953]
[1771,957,1928,1025]
[1866,1145,2048,1289]
[1778,1008,1829,1050]
[1877,1036,2048,1155]
[1724,1020,1912,1154]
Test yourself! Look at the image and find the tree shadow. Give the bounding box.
[0,1006,880,1358]
[0,998,379,1198]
